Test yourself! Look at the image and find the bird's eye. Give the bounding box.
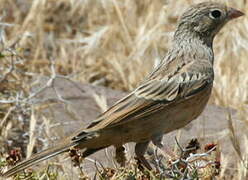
[209,9,222,19]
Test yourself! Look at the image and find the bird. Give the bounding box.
[1,2,244,178]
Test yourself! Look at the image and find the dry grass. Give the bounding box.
[0,0,248,179]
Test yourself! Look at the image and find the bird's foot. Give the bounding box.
[135,155,152,171]
[115,145,126,167]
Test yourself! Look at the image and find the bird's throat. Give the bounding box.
[172,31,214,64]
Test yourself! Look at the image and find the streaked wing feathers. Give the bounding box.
[134,77,180,101]
[82,62,213,133]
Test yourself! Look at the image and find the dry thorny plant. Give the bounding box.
[0,29,84,179]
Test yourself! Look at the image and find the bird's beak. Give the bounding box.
[228,8,244,19]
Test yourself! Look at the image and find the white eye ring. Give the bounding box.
[209,9,222,19]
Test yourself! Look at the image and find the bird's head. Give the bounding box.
[174,2,244,43]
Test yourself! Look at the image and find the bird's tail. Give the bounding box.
[1,141,78,178]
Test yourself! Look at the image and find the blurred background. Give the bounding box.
[0,0,247,179]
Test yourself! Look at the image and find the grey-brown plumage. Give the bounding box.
[1,2,244,177]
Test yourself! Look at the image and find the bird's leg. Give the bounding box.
[151,135,176,159]
[115,145,126,167]
[135,141,152,170]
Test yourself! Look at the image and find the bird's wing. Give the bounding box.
[72,59,213,140]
